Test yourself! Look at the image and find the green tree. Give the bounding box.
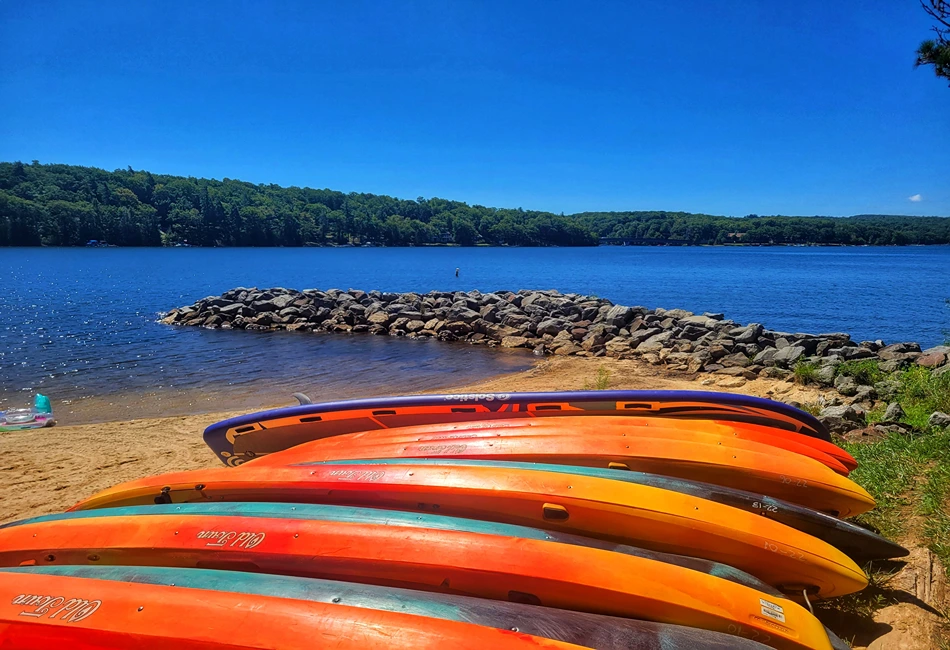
[916,0,950,85]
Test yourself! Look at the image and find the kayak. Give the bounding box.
[248,415,850,476]
[0,565,779,650]
[292,459,897,564]
[0,502,783,596]
[204,390,830,465]
[69,462,869,598]
[0,567,588,650]
[262,415,853,472]
[249,430,872,517]
[0,508,832,650]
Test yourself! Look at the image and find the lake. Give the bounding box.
[1,246,948,424]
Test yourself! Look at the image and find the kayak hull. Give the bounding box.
[204,390,830,465]
[69,462,868,599]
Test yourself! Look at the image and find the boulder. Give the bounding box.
[719,352,752,368]
[602,305,634,327]
[878,359,906,373]
[553,343,582,356]
[535,318,570,336]
[818,404,865,435]
[814,365,836,387]
[605,337,634,357]
[878,342,922,360]
[732,323,763,344]
[772,346,806,368]
[760,367,792,380]
[917,350,948,368]
[883,402,905,422]
[930,412,950,429]
[833,375,858,397]
[501,336,530,348]
[752,347,778,366]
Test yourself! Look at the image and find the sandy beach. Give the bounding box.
[0,355,825,524]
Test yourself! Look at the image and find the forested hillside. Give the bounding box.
[1,162,948,247]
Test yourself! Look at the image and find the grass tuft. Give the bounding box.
[837,359,886,386]
[895,366,950,431]
[583,366,611,390]
[793,360,820,385]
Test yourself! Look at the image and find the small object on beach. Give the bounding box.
[0,394,56,431]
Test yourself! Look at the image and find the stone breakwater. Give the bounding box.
[162,287,950,431]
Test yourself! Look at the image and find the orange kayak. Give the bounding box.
[0,507,832,650]
[70,462,868,598]
[248,431,871,518]
[0,565,780,650]
[249,415,850,475]
[0,568,588,650]
[205,390,832,466]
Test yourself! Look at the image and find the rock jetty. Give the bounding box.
[162,287,950,393]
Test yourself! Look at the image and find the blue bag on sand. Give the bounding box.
[34,394,52,414]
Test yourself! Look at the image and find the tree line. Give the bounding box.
[1,161,948,247]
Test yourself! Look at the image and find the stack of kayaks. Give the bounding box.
[0,390,904,649]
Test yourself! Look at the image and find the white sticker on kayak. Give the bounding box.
[759,599,786,623]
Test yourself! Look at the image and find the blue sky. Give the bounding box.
[1,1,947,216]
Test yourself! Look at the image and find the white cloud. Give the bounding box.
[908,194,922,202]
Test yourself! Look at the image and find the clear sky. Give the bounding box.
[1,1,947,216]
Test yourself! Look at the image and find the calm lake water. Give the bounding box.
[1,246,948,424]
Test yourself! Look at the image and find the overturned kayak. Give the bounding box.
[249,415,851,475]
[0,505,838,649]
[0,567,591,650]
[0,502,782,596]
[0,565,779,650]
[204,390,830,465]
[249,429,872,517]
[292,459,897,564]
[70,462,868,598]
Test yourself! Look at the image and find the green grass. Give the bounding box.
[895,365,950,431]
[843,428,950,565]
[837,359,886,386]
[583,366,611,390]
[793,360,820,385]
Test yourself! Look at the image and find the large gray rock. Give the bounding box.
[814,365,837,387]
[818,404,866,434]
[536,318,570,336]
[719,352,752,368]
[930,412,950,428]
[874,379,901,399]
[772,345,806,368]
[753,347,778,366]
[883,402,905,422]
[834,375,858,396]
[602,305,634,327]
[732,323,763,344]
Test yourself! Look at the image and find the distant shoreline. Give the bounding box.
[4,242,950,249]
